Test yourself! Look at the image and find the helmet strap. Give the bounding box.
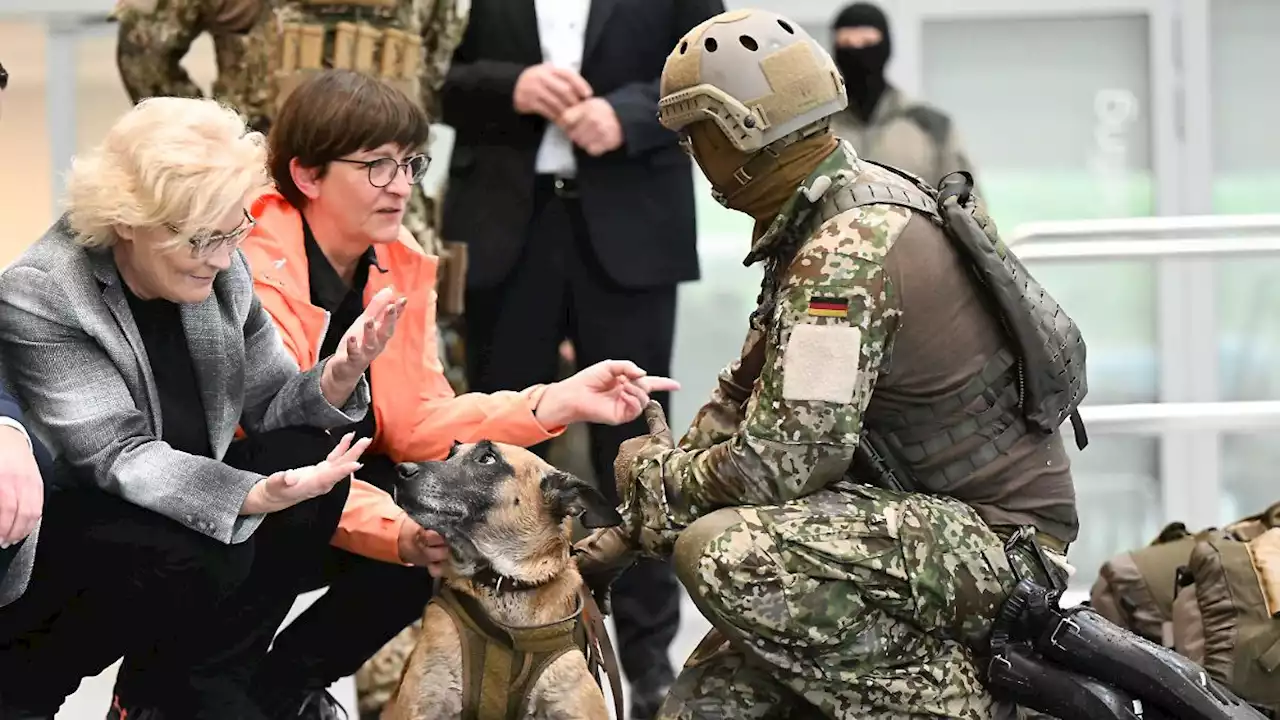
[714,119,833,208]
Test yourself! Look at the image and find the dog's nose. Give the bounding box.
[396,462,421,481]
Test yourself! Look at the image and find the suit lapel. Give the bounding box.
[180,288,242,456]
[509,0,543,62]
[91,253,162,433]
[583,0,620,65]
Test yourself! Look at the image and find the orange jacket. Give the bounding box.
[242,191,564,563]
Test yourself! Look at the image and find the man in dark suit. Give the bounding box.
[440,1,722,716]
[0,59,54,612]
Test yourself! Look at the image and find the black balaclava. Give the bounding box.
[832,2,891,122]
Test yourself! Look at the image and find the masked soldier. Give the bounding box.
[114,0,471,393]
[579,7,1086,717]
[827,2,978,189]
[573,9,1272,720]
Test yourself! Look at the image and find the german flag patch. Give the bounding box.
[807,296,850,318]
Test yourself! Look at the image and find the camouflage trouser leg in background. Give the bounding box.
[663,485,1020,720]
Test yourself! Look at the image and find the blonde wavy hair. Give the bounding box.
[64,96,269,250]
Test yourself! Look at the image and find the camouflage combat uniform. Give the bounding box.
[616,142,1028,719]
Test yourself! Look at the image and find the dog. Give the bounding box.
[383,440,623,720]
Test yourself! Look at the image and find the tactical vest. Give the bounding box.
[271,0,424,116]
[432,586,624,720]
[795,160,1090,494]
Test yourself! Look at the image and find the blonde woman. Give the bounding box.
[0,97,402,719]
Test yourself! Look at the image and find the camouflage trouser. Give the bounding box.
[659,485,1022,720]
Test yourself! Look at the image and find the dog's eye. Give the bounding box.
[477,451,496,465]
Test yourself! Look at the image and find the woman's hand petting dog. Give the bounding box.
[241,432,371,515]
[535,359,680,428]
[398,522,450,575]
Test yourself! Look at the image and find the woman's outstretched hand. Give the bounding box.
[534,359,680,428]
[241,432,371,515]
[321,287,407,406]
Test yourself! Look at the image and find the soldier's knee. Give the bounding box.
[673,508,748,605]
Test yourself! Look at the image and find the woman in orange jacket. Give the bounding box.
[137,69,677,720]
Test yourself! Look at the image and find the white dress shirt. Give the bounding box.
[533,0,591,178]
[0,418,31,451]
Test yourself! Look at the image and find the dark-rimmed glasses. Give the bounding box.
[0,62,8,91]
[166,208,256,258]
[331,153,430,189]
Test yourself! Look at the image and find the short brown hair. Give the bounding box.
[268,69,430,209]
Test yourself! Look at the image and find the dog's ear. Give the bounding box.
[541,470,622,529]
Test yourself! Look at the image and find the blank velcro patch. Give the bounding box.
[781,323,863,403]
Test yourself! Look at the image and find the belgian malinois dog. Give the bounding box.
[383,440,622,720]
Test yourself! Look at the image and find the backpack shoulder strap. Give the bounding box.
[824,157,946,224]
[829,180,941,223]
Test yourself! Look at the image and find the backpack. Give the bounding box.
[1089,501,1280,713]
[1089,522,1233,645]
[1090,502,1280,644]
[1172,527,1280,714]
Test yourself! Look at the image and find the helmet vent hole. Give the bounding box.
[679,40,688,54]
[778,19,794,34]
[739,35,758,51]
[704,37,718,52]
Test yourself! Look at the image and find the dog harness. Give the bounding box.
[433,584,623,719]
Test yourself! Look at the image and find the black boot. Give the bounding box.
[105,693,167,720]
[629,667,674,720]
[259,689,348,720]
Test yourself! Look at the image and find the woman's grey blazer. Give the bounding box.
[0,217,370,545]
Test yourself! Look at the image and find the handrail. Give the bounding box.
[1078,402,1280,434]
[1009,214,1280,244]
[1012,235,1280,261]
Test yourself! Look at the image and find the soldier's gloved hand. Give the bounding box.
[614,401,675,494]
[572,526,638,616]
[613,401,685,559]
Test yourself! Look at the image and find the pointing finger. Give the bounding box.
[637,376,680,393]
